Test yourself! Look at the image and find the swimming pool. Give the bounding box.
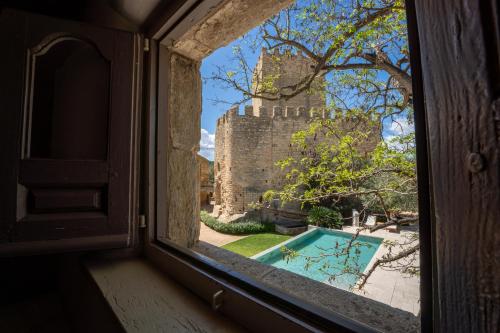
[252,227,383,290]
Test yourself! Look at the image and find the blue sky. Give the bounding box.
[198,42,413,161]
[198,15,413,161]
[199,31,260,160]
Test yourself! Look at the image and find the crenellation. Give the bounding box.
[310,108,320,118]
[244,105,253,116]
[297,106,307,118]
[272,106,283,118]
[227,105,238,118]
[258,106,269,117]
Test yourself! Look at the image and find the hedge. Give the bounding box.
[200,211,274,235]
[306,206,343,229]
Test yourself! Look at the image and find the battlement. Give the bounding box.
[216,105,333,127]
[251,48,326,112]
[258,47,309,62]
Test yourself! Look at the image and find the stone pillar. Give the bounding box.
[244,105,253,116]
[285,106,295,117]
[272,106,283,118]
[163,52,201,247]
[259,106,268,117]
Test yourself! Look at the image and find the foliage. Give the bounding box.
[207,0,419,289]
[200,211,274,235]
[208,161,214,184]
[222,233,292,257]
[270,112,419,289]
[306,206,343,229]
[265,110,416,212]
[208,0,411,123]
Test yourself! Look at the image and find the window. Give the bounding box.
[145,0,432,332]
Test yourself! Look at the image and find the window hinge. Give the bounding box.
[139,215,147,228]
[144,38,150,52]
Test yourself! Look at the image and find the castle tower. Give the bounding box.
[251,48,325,113]
[213,49,338,217]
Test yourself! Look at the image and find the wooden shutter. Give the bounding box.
[0,9,139,255]
[415,1,500,331]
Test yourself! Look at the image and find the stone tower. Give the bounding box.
[213,48,329,217]
[251,48,325,112]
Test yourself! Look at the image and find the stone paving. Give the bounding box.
[198,222,248,247]
[342,226,420,315]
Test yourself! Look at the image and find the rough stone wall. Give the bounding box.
[214,104,381,216]
[197,154,210,185]
[197,154,213,205]
[214,105,358,216]
[213,48,330,216]
[252,48,325,112]
[162,52,201,247]
[214,48,381,217]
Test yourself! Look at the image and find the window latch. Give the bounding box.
[212,290,224,311]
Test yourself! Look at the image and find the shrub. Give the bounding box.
[200,211,274,235]
[306,206,343,229]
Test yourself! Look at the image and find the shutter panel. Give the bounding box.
[0,9,138,255]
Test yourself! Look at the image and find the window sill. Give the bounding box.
[84,257,245,332]
[193,241,419,333]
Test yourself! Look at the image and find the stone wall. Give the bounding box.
[161,52,201,247]
[213,46,381,217]
[213,104,380,216]
[197,154,213,205]
[252,48,325,111]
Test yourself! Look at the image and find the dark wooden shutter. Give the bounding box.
[0,9,139,255]
[415,0,500,331]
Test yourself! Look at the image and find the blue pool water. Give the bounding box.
[254,228,383,290]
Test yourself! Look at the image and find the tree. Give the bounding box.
[264,110,419,289]
[210,0,410,122]
[207,0,418,289]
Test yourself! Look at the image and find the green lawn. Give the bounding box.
[221,233,292,257]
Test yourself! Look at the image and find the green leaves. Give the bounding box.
[270,108,417,215]
[306,206,343,229]
[200,211,274,234]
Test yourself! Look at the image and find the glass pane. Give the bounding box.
[160,1,422,331]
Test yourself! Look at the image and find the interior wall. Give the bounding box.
[0,0,142,32]
[0,255,60,306]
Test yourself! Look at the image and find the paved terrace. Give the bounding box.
[342,225,420,315]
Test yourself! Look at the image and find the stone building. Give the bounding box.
[251,48,325,111]
[213,48,378,217]
[197,154,213,206]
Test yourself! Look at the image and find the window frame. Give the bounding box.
[142,0,434,332]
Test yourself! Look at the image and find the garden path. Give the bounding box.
[198,222,248,247]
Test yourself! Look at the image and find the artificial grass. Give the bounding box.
[221,233,292,257]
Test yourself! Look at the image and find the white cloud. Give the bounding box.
[384,116,415,150]
[389,117,414,136]
[199,128,215,160]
